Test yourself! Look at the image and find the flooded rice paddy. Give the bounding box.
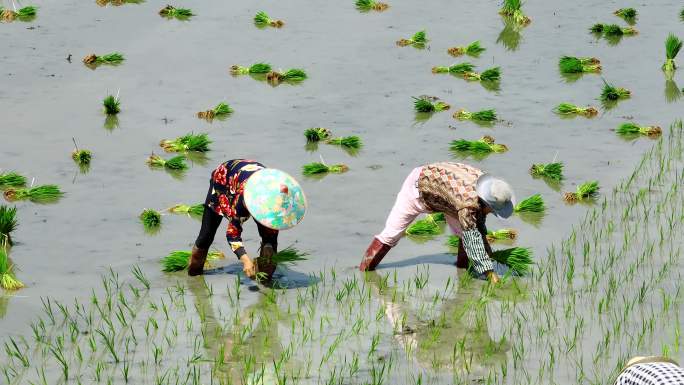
[1,0,684,383]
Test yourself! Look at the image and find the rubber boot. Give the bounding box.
[359,238,392,272]
[187,245,209,276]
[456,241,469,268]
[255,243,277,280]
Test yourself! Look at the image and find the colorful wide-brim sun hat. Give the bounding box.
[244,169,307,230]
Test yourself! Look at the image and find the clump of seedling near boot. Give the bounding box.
[450,136,508,157]
[0,246,24,290]
[161,249,224,272]
[147,153,188,171]
[230,63,272,77]
[614,8,637,24]
[413,96,450,113]
[615,122,662,139]
[530,162,564,181]
[0,172,26,190]
[71,139,92,173]
[159,5,193,19]
[266,68,307,85]
[270,246,309,265]
[103,92,121,115]
[563,181,599,203]
[0,206,17,246]
[160,133,211,153]
[486,228,517,243]
[396,30,428,48]
[254,11,284,28]
[448,41,485,57]
[491,247,533,275]
[514,194,545,213]
[4,184,64,204]
[453,108,497,126]
[663,34,682,73]
[406,213,445,236]
[83,52,124,68]
[558,56,601,74]
[600,80,631,109]
[554,103,598,118]
[302,161,349,177]
[0,5,37,22]
[355,0,389,12]
[499,0,530,25]
[197,102,233,121]
[168,203,204,218]
[139,208,161,232]
[431,62,475,76]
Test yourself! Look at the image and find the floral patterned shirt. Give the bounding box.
[205,159,278,258]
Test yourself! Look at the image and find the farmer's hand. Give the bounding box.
[486,271,500,284]
[240,255,256,279]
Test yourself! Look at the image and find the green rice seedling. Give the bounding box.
[590,23,605,33]
[486,229,517,243]
[230,63,272,75]
[462,67,501,82]
[554,103,598,117]
[431,62,475,75]
[1,5,37,22]
[453,109,497,122]
[514,194,545,213]
[0,172,26,189]
[304,127,332,142]
[254,11,284,27]
[406,213,445,236]
[326,136,362,151]
[0,247,24,290]
[302,162,349,176]
[396,30,428,47]
[446,235,460,249]
[614,8,637,23]
[491,247,533,275]
[160,133,211,152]
[355,0,389,12]
[447,41,486,57]
[0,206,17,246]
[139,209,161,231]
[563,181,599,203]
[197,102,233,120]
[266,68,307,84]
[530,162,564,181]
[3,185,63,204]
[602,23,638,36]
[103,94,120,115]
[600,81,631,103]
[413,96,450,113]
[558,56,601,74]
[663,34,682,72]
[168,203,204,217]
[615,122,662,138]
[161,250,225,272]
[159,5,193,19]
[270,246,308,265]
[82,52,124,65]
[450,136,508,154]
[71,139,92,168]
[147,154,188,170]
[499,0,530,25]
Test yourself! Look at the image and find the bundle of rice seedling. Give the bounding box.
[406,213,445,236]
[230,63,272,75]
[591,23,638,36]
[0,172,26,189]
[0,206,17,246]
[554,103,598,117]
[71,149,92,167]
[266,69,307,84]
[453,109,497,122]
[462,67,501,82]
[514,194,545,213]
[103,94,120,115]
[82,52,124,65]
[159,5,193,19]
[446,235,460,249]
[270,246,308,265]
[614,8,637,20]
[499,0,530,25]
[600,81,631,102]
[530,162,564,181]
[0,247,24,290]
[160,133,211,152]
[355,0,389,12]
[147,154,188,170]
[168,203,204,217]
[616,122,662,138]
[139,209,161,230]
[304,127,332,142]
[396,30,428,47]
[450,136,508,154]
[161,249,225,272]
[431,62,475,75]
[486,229,517,242]
[491,247,533,275]
[197,102,233,120]
[0,5,37,22]
[558,56,601,74]
[563,181,600,203]
[3,185,63,203]
[302,162,349,176]
[663,34,682,72]
[413,96,450,112]
[254,11,284,27]
[326,136,362,150]
[447,41,486,57]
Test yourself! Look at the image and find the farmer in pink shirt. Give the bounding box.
[359,162,516,283]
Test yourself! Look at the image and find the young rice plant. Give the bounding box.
[161,249,225,272]
[616,122,662,138]
[254,11,284,28]
[0,206,17,246]
[197,102,233,120]
[554,103,598,117]
[450,136,508,154]
[140,209,161,231]
[563,181,600,203]
[3,185,63,204]
[147,154,188,170]
[0,172,27,189]
[447,41,486,57]
[397,30,428,47]
[663,34,682,72]
[413,96,450,113]
[230,63,272,75]
[355,0,389,12]
[530,162,564,181]
[514,194,545,213]
[160,133,211,152]
[558,56,601,74]
[406,213,445,236]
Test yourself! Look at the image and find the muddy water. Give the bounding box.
[1,0,683,379]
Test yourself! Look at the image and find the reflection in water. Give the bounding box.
[497,18,523,51]
[103,115,119,131]
[0,295,9,319]
[665,78,682,103]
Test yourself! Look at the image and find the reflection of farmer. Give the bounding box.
[614,356,684,384]
[360,162,516,283]
[189,160,307,280]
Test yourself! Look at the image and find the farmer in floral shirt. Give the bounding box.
[188,160,307,280]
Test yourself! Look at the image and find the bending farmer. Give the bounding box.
[189,159,307,279]
[614,356,684,384]
[359,162,515,283]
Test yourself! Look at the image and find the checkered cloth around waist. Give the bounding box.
[615,362,684,384]
[417,162,483,217]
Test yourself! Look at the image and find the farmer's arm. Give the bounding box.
[226,219,257,278]
[457,208,498,281]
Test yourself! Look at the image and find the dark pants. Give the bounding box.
[194,205,278,252]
